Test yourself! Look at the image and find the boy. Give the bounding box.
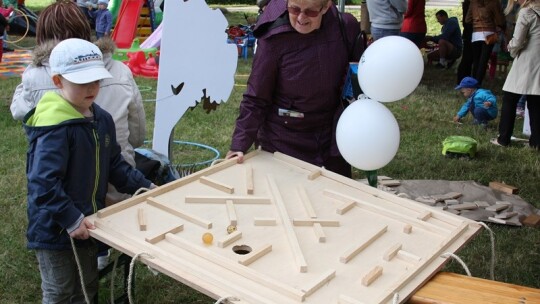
[453,76,498,126]
[89,0,112,39]
[24,38,155,303]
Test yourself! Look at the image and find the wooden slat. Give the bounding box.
[245,165,254,194]
[146,197,212,229]
[185,195,271,204]
[410,272,540,304]
[297,185,317,218]
[200,176,234,194]
[238,244,272,266]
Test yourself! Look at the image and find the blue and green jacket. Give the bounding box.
[24,92,151,250]
[456,88,498,119]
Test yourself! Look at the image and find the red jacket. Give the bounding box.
[401,0,427,33]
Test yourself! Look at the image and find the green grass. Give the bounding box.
[1,6,539,304]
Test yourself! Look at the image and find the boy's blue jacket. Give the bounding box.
[23,92,151,250]
[456,88,498,119]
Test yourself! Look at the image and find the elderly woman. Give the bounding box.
[492,0,540,149]
[226,0,362,177]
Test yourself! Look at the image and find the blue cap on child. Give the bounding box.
[98,0,109,5]
[50,38,112,84]
[455,77,479,90]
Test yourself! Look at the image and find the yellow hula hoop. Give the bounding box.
[4,9,31,44]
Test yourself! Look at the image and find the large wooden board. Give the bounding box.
[88,151,481,304]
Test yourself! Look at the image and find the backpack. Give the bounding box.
[442,136,478,158]
[134,148,180,185]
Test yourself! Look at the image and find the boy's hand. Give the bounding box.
[483,101,491,108]
[69,218,95,240]
[453,116,461,123]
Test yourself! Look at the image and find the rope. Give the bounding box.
[478,221,496,280]
[133,187,151,196]
[440,252,472,277]
[214,296,240,304]
[127,252,154,304]
[70,237,92,304]
[210,158,226,166]
[392,292,399,304]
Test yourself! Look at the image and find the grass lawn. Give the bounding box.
[1,4,539,303]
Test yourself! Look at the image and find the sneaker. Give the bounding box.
[97,251,110,271]
[516,107,525,117]
[3,47,14,53]
[490,138,506,147]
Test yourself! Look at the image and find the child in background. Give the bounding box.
[24,38,155,303]
[453,76,498,126]
[89,0,112,39]
[0,4,12,53]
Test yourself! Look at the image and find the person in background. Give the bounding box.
[226,0,363,177]
[426,10,463,69]
[0,4,13,53]
[399,0,426,47]
[453,76,498,127]
[0,9,7,60]
[492,0,540,149]
[24,38,155,304]
[11,0,147,269]
[457,0,473,84]
[76,0,97,27]
[366,0,407,41]
[88,0,112,39]
[465,0,505,85]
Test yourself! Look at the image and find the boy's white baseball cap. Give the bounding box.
[50,38,112,84]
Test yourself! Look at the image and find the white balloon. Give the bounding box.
[358,36,424,102]
[336,99,400,171]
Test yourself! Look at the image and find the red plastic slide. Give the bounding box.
[111,0,144,49]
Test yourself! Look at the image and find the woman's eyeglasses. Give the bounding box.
[287,5,323,17]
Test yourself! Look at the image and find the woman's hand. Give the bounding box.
[226,151,244,163]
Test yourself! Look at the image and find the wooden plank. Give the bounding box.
[238,244,272,266]
[417,210,432,221]
[138,208,147,231]
[396,250,422,263]
[164,233,306,302]
[218,230,242,248]
[324,189,452,236]
[376,222,470,303]
[292,219,340,227]
[96,152,262,218]
[253,217,277,226]
[245,165,254,194]
[199,176,235,194]
[340,225,387,263]
[403,224,413,234]
[266,174,308,273]
[301,269,336,297]
[145,224,184,244]
[185,195,271,204]
[336,200,356,215]
[307,169,322,180]
[489,181,519,194]
[312,223,326,243]
[361,265,383,287]
[383,243,402,261]
[410,272,540,304]
[225,199,237,226]
[146,197,212,229]
[297,185,317,218]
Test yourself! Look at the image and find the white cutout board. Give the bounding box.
[88,151,481,304]
[152,0,238,157]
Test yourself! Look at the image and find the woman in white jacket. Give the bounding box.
[11,1,147,201]
[492,0,540,149]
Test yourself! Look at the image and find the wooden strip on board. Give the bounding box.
[313,223,326,243]
[340,225,388,263]
[146,197,212,229]
[238,244,272,266]
[218,230,242,248]
[145,224,184,244]
[302,269,336,297]
[245,165,254,194]
[225,199,237,226]
[297,185,317,218]
[185,196,271,204]
[138,208,147,231]
[266,174,308,273]
[361,265,383,287]
[199,176,234,194]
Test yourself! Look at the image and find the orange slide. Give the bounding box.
[111,0,144,49]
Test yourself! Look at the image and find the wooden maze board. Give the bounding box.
[88,151,482,304]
